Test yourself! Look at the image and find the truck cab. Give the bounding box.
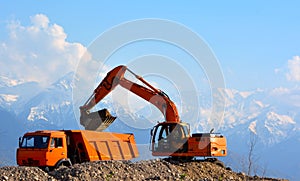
[17,130,70,169]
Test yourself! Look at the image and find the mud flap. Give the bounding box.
[80,108,116,131]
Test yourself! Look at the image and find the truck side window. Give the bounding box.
[50,138,55,148]
[50,138,63,148]
[56,138,63,147]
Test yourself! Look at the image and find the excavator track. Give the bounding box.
[163,157,227,169]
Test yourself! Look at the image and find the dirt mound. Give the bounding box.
[0,166,52,181]
[0,159,287,181]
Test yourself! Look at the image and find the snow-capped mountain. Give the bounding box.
[0,76,25,88]
[0,76,41,113]
[0,73,78,165]
[215,88,299,146]
[211,88,300,179]
[18,72,79,130]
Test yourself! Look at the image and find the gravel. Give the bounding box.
[0,159,288,181]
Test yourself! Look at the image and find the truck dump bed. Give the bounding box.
[65,130,139,162]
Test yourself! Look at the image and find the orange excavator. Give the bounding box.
[80,65,227,159]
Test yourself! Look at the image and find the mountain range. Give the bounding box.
[0,72,299,180]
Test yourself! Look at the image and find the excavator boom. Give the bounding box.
[80,65,179,131]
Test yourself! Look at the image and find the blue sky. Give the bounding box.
[0,0,299,90]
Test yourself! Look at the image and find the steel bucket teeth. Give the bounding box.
[80,109,116,131]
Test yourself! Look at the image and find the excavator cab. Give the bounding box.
[151,122,190,154]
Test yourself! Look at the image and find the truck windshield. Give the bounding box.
[21,136,49,149]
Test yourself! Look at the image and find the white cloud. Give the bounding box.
[274,68,281,74]
[272,87,300,107]
[286,56,300,82]
[0,14,86,87]
[30,14,49,29]
[271,87,291,95]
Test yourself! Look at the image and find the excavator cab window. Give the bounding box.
[159,126,168,140]
[151,124,168,152]
[182,124,190,137]
[152,123,189,152]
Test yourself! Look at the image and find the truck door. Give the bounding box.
[48,137,67,166]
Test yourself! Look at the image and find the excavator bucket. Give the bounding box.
[80,109,117,131]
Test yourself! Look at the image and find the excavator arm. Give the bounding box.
[80,65,180,131]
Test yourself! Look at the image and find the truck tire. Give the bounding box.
[44,166,50,172]
[41,166,53,172]
[55,158,72,169]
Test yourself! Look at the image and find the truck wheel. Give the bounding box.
[56,162,64,168]
[44,167,50,172]
[41,166,53,172]
[57,161,71,168]
[55,159,72,169]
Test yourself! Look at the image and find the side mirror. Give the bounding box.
[18,137,22,147]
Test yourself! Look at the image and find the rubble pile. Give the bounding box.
[0,159,287,181]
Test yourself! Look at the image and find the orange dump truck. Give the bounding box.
[16,130,139,170]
